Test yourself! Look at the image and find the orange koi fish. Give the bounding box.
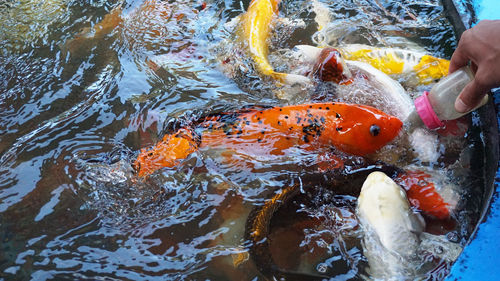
[67,0,203,55]
[134,103,403,177]
[395,171,451,219]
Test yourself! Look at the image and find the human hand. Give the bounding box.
[449,20,500,112]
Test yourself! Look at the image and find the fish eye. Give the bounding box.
[370,124,380,136]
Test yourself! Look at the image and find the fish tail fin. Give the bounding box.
[272,72,312,100]
[134,128,200,177]
[271,72,311,86]
[293,45,323,63]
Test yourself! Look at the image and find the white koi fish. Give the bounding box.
[357,172,461,279]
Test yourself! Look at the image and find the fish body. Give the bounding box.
[67,0,201,55]
[395,170,451,219]
[240,0,280,77]
[293,44,450,86]
[134,102,402,176]
[357,171,425,279]
[339,44,450,86]
[238,0,310,85]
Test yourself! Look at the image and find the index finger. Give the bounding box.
[449,31,471,73]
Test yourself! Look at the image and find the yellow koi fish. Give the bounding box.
[238,0,309,85]
[339,44,450,85]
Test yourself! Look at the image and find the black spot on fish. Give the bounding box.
[336,127,342,131]
[278,121,281,125]
[326,107,330,110]
[257,138,262,142]
[336,113,341,118]
[285,116,289,119]
[302,123,324,138]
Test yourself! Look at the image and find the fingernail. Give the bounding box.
[455,97,470,113]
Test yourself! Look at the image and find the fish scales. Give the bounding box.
[134,102,402,177]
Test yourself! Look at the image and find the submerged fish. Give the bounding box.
[67,0,202,55]
[244,167,454,280]
[134,102,403,177]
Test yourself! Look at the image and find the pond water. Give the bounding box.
[0,0,492,280]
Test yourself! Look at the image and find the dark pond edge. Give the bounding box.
[442,0,500,279]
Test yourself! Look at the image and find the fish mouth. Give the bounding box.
[312,47,352,84]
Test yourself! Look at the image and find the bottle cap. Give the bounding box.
[415,91,444,130]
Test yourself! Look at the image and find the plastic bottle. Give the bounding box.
[406,66,489,130]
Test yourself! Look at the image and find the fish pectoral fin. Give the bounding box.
[219,150,256,170]
[292,45,324,64]
[273,73,312,101]
[135,129,199,177]
[232,250,250,267]
[279,73,311,86]
[407,211,426,234]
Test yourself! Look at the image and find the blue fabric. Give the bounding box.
[475,0,500,21]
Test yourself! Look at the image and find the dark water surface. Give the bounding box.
[0,0,488,280]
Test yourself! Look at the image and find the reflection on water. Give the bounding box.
[0,0,487,279]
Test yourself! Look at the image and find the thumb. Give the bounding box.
[455,78,489,113]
